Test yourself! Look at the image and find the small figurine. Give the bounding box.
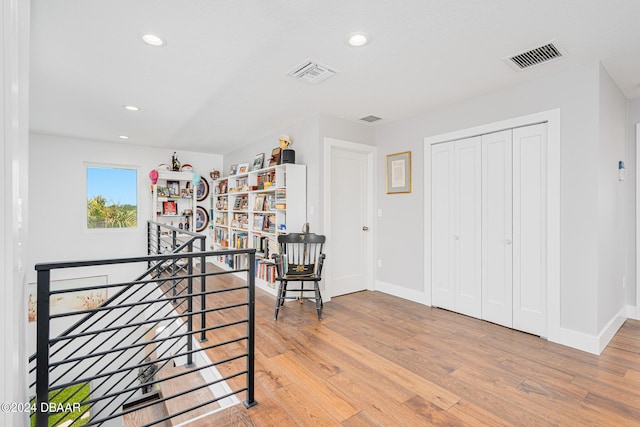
[279,134,291,149]
[171,152,181,171]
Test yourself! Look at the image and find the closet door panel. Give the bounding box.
[513,123,547,336]
[481,130,513,328]
[431,142,455,311]
[454,137,482,318]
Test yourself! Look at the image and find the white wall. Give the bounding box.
[628,98,640,310]
[1,0,29,423]
[223,113,375,235]
[376,62,602,336]
[597,63,628,331]
[28,134,222,285]
[318,113,376,234]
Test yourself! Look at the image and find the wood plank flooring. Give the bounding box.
[178,265,640,426]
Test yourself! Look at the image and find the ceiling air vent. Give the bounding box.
[288,60,337,84]
[360,115,382,123]
[504,40,566,71]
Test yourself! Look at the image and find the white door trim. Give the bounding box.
[635,123,640,319]
[424,109,561,340]
[323,138,377,301]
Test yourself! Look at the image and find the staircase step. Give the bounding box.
[157,362,221,425]
[122,399,171,427]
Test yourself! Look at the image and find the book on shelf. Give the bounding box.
[253,214,264,231]
[232,231,249,249]
[275,188,286,209]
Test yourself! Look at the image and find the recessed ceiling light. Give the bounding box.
[119,135,129,139]
[123,105,140,111]
[347,32,370,47]
[141,33,166,47]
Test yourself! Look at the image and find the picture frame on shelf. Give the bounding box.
[157,187,168,197]
[386,151,412,194]
[269,148,281,166]
[196,177,209,201]
[254,194,265,211]
[238,163,249,174]
[167,181,180,197]
[229,164,238,176]
[163,200,177,215]
[195,206,209,232]
[252,153,265,171]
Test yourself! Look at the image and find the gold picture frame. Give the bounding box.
[386,151,411,194]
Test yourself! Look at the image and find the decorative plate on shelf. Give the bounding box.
[195,206,209,232]
[196,177,209,201]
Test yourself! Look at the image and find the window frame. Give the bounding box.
[85,162,140,232]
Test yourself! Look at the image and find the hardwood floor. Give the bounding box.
[191,266,640,426]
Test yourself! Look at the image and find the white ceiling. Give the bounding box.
[30,0,640,154]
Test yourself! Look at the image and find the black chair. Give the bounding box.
[272,233,326,320]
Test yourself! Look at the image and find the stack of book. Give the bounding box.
[275,189,286,209]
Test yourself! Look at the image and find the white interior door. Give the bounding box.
[330,147,370,297]
[454,137,482,318]
[513,123,547,336]
[431,142,455,310]
[481,130,513,327]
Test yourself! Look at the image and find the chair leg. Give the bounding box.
[314,282,322,320]
[274,280,284,320]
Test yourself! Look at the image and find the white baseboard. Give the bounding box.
[376,281,634,356]
[549,306,627,355]
[597,307,628,353]
[375,280,430,306]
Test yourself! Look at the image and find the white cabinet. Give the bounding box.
[210,164,307,295]
[431,123,547,336]
[151,170,196,231]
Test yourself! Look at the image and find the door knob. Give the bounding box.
[453,234,460,240]
[362,226,369,231]
[505,239,512,246]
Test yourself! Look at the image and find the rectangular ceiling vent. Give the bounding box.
[504,40,567,71]
[360,115,382,123]
[288,60,337,84]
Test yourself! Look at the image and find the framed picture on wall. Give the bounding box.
[386,151,411,194]
[196,177,209,201]
[195,206,209,232]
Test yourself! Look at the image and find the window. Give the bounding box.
[86,165,138,229]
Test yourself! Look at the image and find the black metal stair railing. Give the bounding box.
[29,222,258,427]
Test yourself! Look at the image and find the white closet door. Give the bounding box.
[513,123,547,336]
[431,142,455,310]
[481,130,513,327]
[454,137,482,318]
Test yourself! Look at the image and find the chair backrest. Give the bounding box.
[277,233,325,275]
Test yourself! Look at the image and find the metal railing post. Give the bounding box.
[156,224,162,276]
[186,241,194,367]
[36,268,51,427]
[200,236,207,342]
[243,251,258,408]
[171,230,178,302]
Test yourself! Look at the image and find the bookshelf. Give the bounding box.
[151,170,196,232]
[209,164,306,295]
